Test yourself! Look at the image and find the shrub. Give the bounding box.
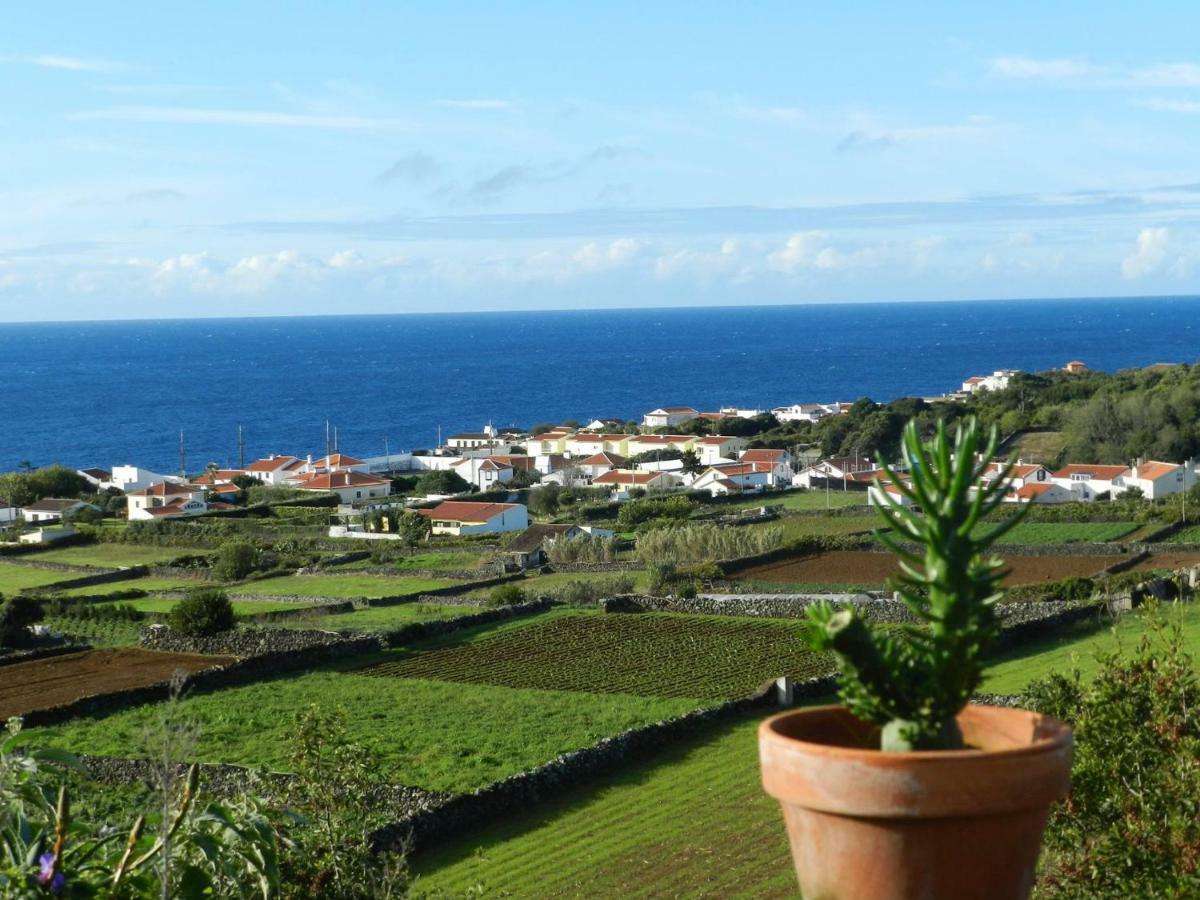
[211,539,259,581]
[617,495,695,529]
[636,523,783,565]
[488,583,526,607]
[545,533,618,564]
[167,588,236,636]
[0,595,43,647]
[1028,609,1200,897]
[544,574,636,605]
[416,469,471,496]
[647,562,677,597]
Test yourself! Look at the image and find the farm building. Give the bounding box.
[417,500,529,536]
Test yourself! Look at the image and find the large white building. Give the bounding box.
[642,406,699,429]
[961,370,1019,394]
[293,471,392,503]
[127,482,208,520]
[108,465,181,493]
[1112,461,1188,500]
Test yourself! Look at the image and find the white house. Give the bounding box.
[691,462,772,496]
[868,480,917,511]
[0,498,18,524]
[642,406,698,429]
[527,432,573,455]
[625,434,697,457]
[793,456,877,488]
[127,483,208,520]
[76,468,112,488]
[576,451,628,479]
[695,435,748,466]
[772,403,830,424]
[593,469,683,499]
[961,369,1019,394]
[738,448,794,486]
[22,498,102,523]
[108,465,181,493]
[982,462,1053,491]
[244,455,307,486]
[451,456,514,491]
[445,429,506,451]
[417,500,528,536]
[306,453,369,474]
[1112,461,1188,500]
[718,406,766,419]
[1008,483,1077,505]
[293,471,393,503]
[1050,464,1127,502]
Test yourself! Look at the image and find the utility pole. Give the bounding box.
[237,425,245,470]
[333,426,339,454]
[384,435,390,472]
[179,431,186,478]
[325,419,331,458]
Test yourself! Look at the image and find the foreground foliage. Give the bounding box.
[1029,608,1200,898]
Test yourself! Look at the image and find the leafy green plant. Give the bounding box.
[167,589,236,636]
[211,540,259,582]
[804,417,1026,751]
[488,584,526,607]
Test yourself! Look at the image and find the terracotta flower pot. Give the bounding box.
[759,704,1072,900]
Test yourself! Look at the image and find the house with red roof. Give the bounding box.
[127,482,208,520]
[641,406,699,429]
[1007,482,1076,505]
[690,461,773,496]
[1050,464,1128,501]
[1112,461,1188,500]
[738,448,795,485]
[451,456,514,491]
[577,451,628,479]
[244,455,307,486]
[696,435,748,466]
[593,468,683,499]
[415,500,528,535]
[292,471,392,503]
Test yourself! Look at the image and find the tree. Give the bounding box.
[0,595,43,648]
[167,589,235,636]
[415,469,470,495]
[211,539,259,581]
[528,484,563,517]
[680,448,702,475]
[396,510,432,548]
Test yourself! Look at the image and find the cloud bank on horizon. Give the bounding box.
[1,2,1199,321]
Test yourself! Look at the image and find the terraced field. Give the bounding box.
[93,597,315,616]
[412,713,798,898]
[359,612,828,700]
[0,563,80,593]
[1165,525,1200,544]
[51,576,209,598]
[229,574,456,598]
[990,522,1138,545]
[23,544,207,568]
[28,670,700,793]
[267,602,481,631]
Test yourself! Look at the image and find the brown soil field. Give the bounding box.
[736,550,1130,587]
[0,648,234,719]
[1131,551,1200,571]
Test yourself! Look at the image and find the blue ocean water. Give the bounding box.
[3,296,1197,473]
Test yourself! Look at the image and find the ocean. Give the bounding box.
[3,296,1197,473]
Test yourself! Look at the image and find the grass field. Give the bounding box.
[1010,430,1067,466]
[230,574,456,598]
[25,544,207,568]
[411,712,799,898]
[983,602,1200,694]
[335,551,490,573]
[94,597,315,616]
[771,514,880,542]
[0,563,81,593]
[990,522,1138,545]
[457,570,649,601]
[41,616,143,648]
[1166,525,1200,544]
[360,611,829,700]
[52,576,212,598]
[27,671,701,794]
[267,602,482,631]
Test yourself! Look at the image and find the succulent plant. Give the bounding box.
[805,416,1026,751]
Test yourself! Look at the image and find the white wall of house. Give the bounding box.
[430,505,528,535]
[108,466,178,492]
[1113,464,1187,500]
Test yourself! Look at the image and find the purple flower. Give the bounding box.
[36,852,65,894]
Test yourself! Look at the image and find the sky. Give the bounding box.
[2,2,1200,321]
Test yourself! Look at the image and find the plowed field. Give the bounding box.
[0,648,234,719]
[735,550,1129,587]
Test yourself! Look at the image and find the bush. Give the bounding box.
[647,562,677,597]
[488,583,526,607]
[167,588,236,636]
[636,523,783,565]
[211,539,259,581]
[545,533,618,564]
[617,496,695,529]
[416,469,471,495]
[544,574,636,605]
[0,595,43,647]
[1028,609,1200,897]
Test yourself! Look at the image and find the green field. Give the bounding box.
[268,602,481,631]
[0,563,80,593]
[989,522,1138,545]
[40,615,144,648]
[230,574,456,598]
[983,602,1200,694]
[773,514,880,542]
[412,712,798,898]
[710,489,867,513]
[94,597,315,616]
[1166,525,1200,544]
[27,671,700,794]
[335,551,490,573]
[52,576,212,598]
[360,611,829,700]
[24,543,207,568]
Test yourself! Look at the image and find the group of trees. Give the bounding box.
[361,509,433,547]
[0,464,92,508]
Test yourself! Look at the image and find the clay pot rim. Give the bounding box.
[760,703,1071,762]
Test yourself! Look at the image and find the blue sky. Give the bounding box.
[2,2,1200,320]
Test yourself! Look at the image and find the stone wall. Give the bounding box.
[0,557,118,575]
[19,567,144,594]
[139,624,378,656]
[547,561,645,573]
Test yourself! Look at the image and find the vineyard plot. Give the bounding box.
[356,613,833,700]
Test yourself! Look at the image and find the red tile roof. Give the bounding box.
[418,501,521,523]
[128,481,197,498]
[294,471,389,491]
[245,456,300,472]
[315,453,366,468]
[739,449,787,462]
[1124,461,1181,481]
[594,470,663,485]
[1052,464,1127,480]
[579,451,627,467]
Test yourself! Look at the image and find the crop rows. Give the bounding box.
[357,613,832,700]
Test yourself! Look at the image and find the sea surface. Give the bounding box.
[2,296,1197,473]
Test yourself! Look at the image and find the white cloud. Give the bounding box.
[0,54,121,72]
[768,232,879,273]
[67,106,416,131]
[1121,227,1170,279]
[991,56,1200,88]
[434,99,512,110]
[572,238,641,271]
[1137,97,1200,114]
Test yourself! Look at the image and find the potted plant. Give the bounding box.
[759,418,1073,900]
